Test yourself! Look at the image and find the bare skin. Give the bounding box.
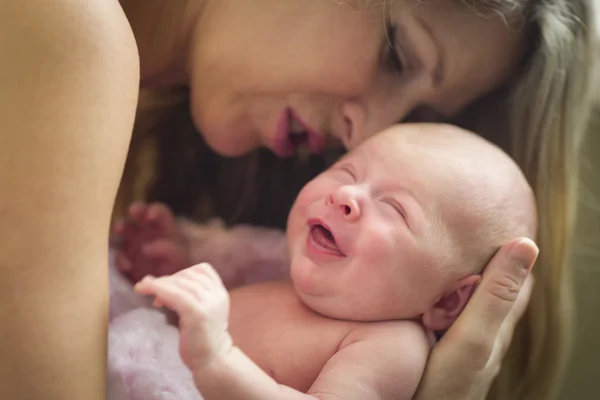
[0,1,139,398]
[0,0,538,399]
[130,125,538,400]
[138,271,432,400]
[120,0,526,152]
[228,281,430,395]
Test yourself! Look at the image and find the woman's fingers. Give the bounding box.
[414,238,538,400]
[457,238,538,348]
[494,272,534,361]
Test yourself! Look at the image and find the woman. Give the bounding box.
[0,0,596,399]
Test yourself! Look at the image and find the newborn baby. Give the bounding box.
[120,123,537,400]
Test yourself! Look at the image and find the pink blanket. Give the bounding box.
[107,223,289,399]
[107,250,202,400]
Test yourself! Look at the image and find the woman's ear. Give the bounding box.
[422,274,481,331]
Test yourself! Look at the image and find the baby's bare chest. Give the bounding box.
[228,282,358,392]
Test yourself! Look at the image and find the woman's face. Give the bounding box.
[187,0,525,157]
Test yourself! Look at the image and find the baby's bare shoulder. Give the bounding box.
[307,321,431,400]
[344,319,430,347]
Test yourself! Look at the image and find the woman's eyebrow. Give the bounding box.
[413,14,445,88]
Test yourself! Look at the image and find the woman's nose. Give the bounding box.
[338,101,365,150]
[334,81,438,150]
[327,186,363,220]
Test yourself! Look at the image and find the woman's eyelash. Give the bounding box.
[386,25,404,73]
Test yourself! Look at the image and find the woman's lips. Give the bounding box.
[273,108,293,157]
[272,108,325,158]
[289,109,325,154]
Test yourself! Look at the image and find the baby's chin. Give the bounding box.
[294,289,360,321]
[291,281,400,322]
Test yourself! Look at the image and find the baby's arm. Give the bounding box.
[135,265,429,400]
[194,322,430,400]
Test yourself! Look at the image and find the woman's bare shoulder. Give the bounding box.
[0,0,138,62]
[0,0,140,268]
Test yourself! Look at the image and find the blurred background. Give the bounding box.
[560,110,600,399]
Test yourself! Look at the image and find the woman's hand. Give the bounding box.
[414,238,538,400]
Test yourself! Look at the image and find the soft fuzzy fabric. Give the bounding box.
[108,251,202,400]
[107,222,289,400]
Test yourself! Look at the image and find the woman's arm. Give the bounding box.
[0,1,139,399]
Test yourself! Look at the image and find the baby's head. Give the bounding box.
[286,123,536,331]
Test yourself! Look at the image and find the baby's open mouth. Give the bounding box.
[309,224,344,256]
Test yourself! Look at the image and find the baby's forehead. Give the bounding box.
[348,127,451,168]
[358,124,511,171]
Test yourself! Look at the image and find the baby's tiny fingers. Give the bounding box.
[191,263,225,287]
[179,268,219,294]
[136,277,197,315]
[133,276,158,294]
[170,274,211,300]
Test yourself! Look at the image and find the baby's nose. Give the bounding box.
[327,186,362,220]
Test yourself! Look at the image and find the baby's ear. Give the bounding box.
[422,274,481,331]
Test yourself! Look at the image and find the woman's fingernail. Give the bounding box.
[508,238,539,270]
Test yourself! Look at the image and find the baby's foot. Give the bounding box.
[112,202,190,283]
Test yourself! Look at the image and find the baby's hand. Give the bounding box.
[135,263,232,370]
[112,202,190,283]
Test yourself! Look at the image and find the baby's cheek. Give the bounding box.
[356,227,398,266]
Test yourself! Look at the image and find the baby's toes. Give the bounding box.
[146,203,177,234]
[111,219,126,236]
[127,202,148,221]
[142,239,186,267]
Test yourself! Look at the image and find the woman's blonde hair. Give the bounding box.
[462,0,598,399]
[115,0,599,398]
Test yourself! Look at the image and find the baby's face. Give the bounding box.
[287,125,461,322]
[286,123,533,324]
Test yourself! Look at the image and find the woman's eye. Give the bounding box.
[385,25,404,73]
